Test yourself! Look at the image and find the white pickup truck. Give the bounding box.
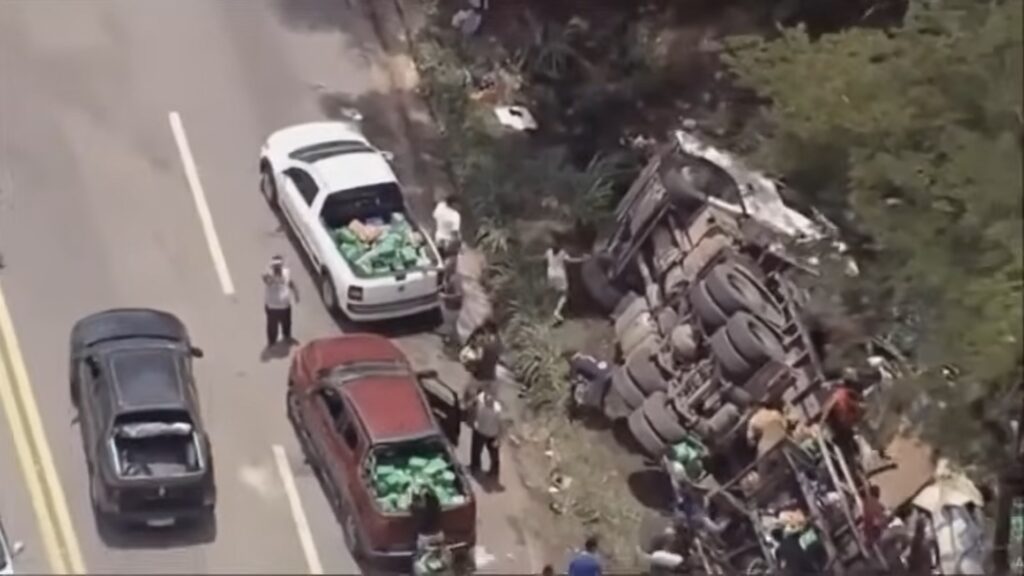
[259,122,442,322]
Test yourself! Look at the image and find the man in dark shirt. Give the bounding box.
[774,527,827,576]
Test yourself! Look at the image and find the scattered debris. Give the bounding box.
[493,105,538,132]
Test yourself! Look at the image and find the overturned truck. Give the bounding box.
[581,130,834,456]
[579,131,888,574]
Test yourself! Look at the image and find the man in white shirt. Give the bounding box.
[262,255,299,347]
[468,388,506,479]
[432,195,462,259]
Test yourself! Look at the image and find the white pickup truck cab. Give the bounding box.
[259,122,442,322]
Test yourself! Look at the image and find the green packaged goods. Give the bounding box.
[422,458,449,475]
[340,243,361,262]
[334,227,359,244]
[375,465,398,477]
[354,260,372,276]
[400,246,419,265]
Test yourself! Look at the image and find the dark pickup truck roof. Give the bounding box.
[106,346,187,412]
[71,308,188,350]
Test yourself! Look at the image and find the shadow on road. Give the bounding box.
[316,88,446,220]
[95,513,217,550]
[270,0,402,57]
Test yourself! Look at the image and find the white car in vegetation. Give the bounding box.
[259,122,442,322]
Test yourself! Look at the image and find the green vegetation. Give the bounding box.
[725,0,1023,468]
[404,0,1022,558]
[416,22,631,408]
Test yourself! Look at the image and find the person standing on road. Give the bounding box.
[467,387,506,479]
[263,255,299,348]
[567,536,603,576]
[432,195,462,260]
[436,252,464,346]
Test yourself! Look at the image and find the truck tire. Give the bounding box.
[70,366,80,409]
[642,392,688,443]
[628,408,667,458]
[661,262,688,302]
[689,281,730,331]
[709,325,755,383]
[343,512,364,559]
[696,403,741,440]
[612,365,647,410]
[581,255,625,313]
[722,384,754,409]
[656,307,679,336]
[619,314,658,357]
[612,291,642,319]
[704,262,786,329]
[625,352,669,396]
[602,373,633,421]
[614,296,650,337]
[725,312,786,368]
[259,162,278,205]
[320,270,341,316]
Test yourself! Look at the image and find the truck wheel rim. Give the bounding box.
[322,278,335,308]
[260,171,274,201]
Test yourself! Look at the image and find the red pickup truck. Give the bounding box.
[286,334,475,568]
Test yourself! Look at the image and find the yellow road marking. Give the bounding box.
[0,281,86,574]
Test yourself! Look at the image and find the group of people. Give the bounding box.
[433,195,511,481]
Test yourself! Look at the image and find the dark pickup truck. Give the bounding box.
[70,308,216,528]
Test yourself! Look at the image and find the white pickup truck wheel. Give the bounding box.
[319,272,340,315]
[259,164,278,205]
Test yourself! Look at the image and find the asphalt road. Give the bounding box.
[0,1,451,573]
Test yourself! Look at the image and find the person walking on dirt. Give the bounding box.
[262,255,299,348]
[545,237,584,325]
[432,195,462,260]
[467,387,506,479]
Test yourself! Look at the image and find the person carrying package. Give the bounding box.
[772,507,828,576]
[636,518,693,575]
[821,376,865,465]
[746,398,791,458]
[459,319,501,382]
[435,254,464,347]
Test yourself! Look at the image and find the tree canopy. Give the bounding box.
[726,0,1023,467]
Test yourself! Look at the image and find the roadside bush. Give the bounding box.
[416,26,627,409]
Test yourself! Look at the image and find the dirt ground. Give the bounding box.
[506,318,675,570]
